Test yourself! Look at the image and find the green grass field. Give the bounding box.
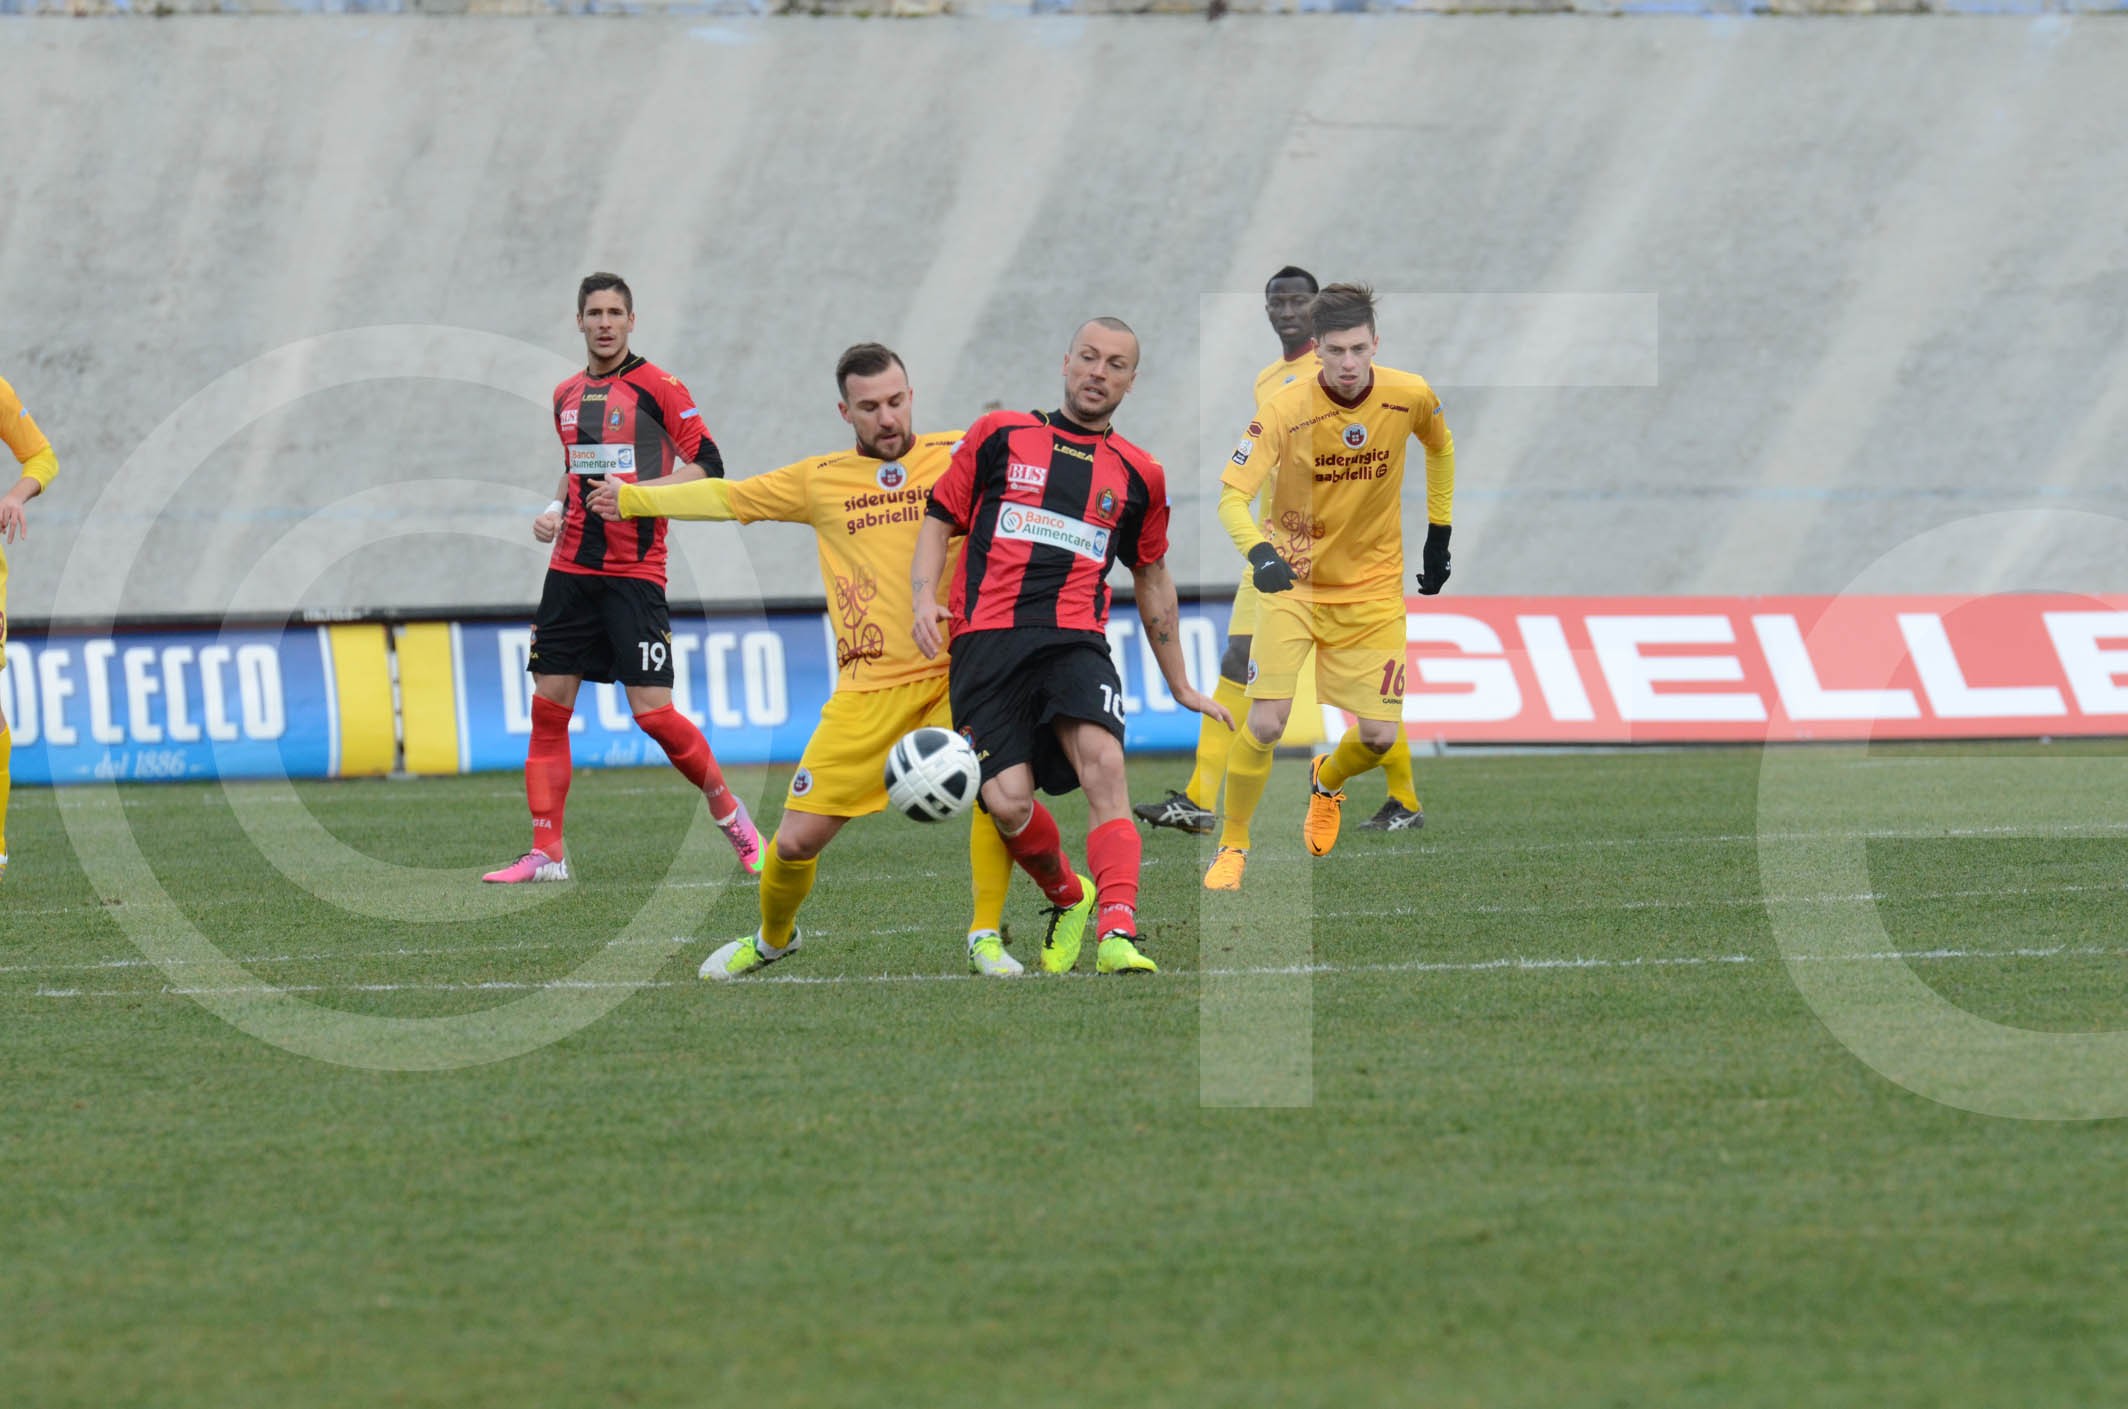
[4,742,2126,1407]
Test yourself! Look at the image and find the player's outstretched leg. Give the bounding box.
[1362,739,1425,832]
[486,693,573,883]
[635,704,763,877]
[966,812,1023,977]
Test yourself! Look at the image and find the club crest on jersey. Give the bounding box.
[609,410,623,428]
[877,462,906,490]
[1341,423,1368,450]
[789,768,814,797]
[1247,420,1264,439]
[1095,487,1118,522]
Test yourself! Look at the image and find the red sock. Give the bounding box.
[634,705,733,817]
[527,695,573,859]
[1000,801,1083,907]
[1086,817,1141,937]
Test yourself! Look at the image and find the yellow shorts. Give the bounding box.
[786,673,954,817]
[1247,594,1408,722]
[0,553,9,668]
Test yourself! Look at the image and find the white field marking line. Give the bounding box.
[7,880,2121,980]
[29,942,2124,1001]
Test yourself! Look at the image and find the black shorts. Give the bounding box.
[948,629,1126,797]
[527,569,675,687]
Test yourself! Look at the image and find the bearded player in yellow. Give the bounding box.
[589,344,1024,977]
[1,373,62,884]
[1205,284,1457,891]
[1133,266,1426,839]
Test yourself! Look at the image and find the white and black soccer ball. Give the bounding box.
[883,727,982,823]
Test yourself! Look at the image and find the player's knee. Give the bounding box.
[1220,635,1253,684]
[1357,722,1398,753]
[983,785,1032,835]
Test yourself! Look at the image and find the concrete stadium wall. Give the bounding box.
[2,15,2124,621]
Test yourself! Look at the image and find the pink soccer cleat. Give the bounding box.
[715,797,764,877]
[482,850,570,884]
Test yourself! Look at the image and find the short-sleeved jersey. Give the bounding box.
[549,354,722,585]
[719,432,964,692]
[926,409,1169,638]
[1223,365,1451,605]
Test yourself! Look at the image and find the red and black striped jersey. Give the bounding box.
[925,409,1169,637]
[549,353,723,584]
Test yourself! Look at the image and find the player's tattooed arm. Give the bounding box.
[1131,557,1232,729]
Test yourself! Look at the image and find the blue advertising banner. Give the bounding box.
[443,599,1231,773]
[4,600,1233,785]
[3,626,347,785]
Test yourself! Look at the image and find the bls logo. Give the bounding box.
[1341,423,1368,450]
[877,462,906,490]
[559,409,580,429]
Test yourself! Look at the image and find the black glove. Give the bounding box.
[1247,541,1297,594]
[1416,523,1452,595]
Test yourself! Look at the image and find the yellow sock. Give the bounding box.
[1380,738,1420,811]
[758,841,817,948]
[1316,728,1389,793]
[1182,675,1249,808]
[1217,728,1276,851]
[0,718,11,858]
[967,811,1013,934]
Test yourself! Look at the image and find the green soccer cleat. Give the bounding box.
[968,931,1024,978]
[700,929,801,981]
[1040,874,1097,974]
[1095,931,1158,975]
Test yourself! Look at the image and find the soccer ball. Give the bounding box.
[884,727,982,823]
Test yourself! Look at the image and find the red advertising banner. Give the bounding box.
[1380,595,2128,743]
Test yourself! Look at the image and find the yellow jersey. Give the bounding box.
[1,374,59,599]
[1222,364,1454,605]
[1246,344,1322,518]
[619,432,963,692]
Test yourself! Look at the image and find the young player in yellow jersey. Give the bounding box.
[0,373,61,884]
[1133,267,1427,839]
[589,344,1023,977]
[1205,284,1458,892]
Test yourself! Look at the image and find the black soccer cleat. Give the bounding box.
[1359,800,1425,833]
[1133,789,1216,835]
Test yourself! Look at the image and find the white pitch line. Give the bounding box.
[27,942,2123,1001]
[5,880,2119,981]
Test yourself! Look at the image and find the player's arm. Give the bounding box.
[1218,417,1296,593]
[0,377,56,544]
[1132,556,1232,728]
[910,514,954,660]
[604,455,814,525]
[1414,394,1456,595]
